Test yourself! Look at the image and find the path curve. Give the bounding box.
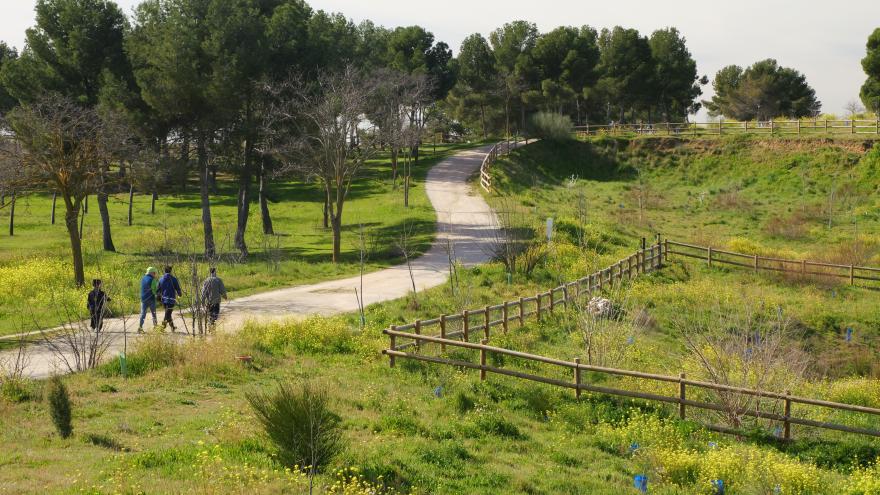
[4,144,503,378]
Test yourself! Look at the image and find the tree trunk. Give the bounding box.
[323,197,329,229]
[331,213,342,263]
[179,133,190,192]
[79,201,85,239]
[65,202,86,287]
[198,133,216,257]
[234,138,253,257]
[128,185,134,226]
[151,192,157,214]
[51,192,57,225]
[480,103,487,139]
[97,189,115,252]
[259,159,274,235]
[391,148,399,186]
[8,192,14,236]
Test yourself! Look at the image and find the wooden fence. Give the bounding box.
[387,236,665,353]
[383,330,880,440]
[666,240,880,285]
[382,236,880,440]
[573,119,880,137]
[480,137,529,192]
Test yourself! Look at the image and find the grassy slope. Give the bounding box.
[4,136,880,494]
[487,136,880,374]
[0,142,479,335]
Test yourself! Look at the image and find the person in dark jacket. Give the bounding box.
[138,267,159,332]
[157,265,182,331]
[87,279,111,331]
[200,267,227,326]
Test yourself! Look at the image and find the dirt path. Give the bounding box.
[3,144,503,378]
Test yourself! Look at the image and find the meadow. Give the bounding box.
[0,142,479,336]
[3,135,880,494]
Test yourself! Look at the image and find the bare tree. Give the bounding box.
[268,67,377,262]
[0,95,136,286]
[673,301,810,429]
[575,285,650,367]
[483,198,546,276]
[844,99,865,118]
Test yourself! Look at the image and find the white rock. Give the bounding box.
[587,297,613,318]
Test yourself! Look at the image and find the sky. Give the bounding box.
[2,0,878,118]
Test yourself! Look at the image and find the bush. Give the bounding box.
[47,376,72,439]
[1,378,35,403]
[247,380,343,473]
[530,112,573,142]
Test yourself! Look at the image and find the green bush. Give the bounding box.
[1,378,35,403]
[530,112,573,142]
[246,380,343,472]
[47,376,72,439]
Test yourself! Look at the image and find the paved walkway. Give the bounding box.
[2,144,503,378]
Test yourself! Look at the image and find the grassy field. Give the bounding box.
[0,142,480,335]
[3,135,880,494]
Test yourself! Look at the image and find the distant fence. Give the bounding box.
[479,137,531,192]
[383,236,880,440]
[666,240,880,285]
[574,119,880,137]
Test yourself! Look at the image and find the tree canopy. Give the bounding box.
[704,59,821,120]
[861,28,880,114]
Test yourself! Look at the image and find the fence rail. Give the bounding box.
[383,330,880,440]
[573,119,880,137]
[666,240,880,284]
[383,237,880,440]
[389,236,665,353]
[479,137,529,192]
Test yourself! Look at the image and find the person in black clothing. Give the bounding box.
[87,279,111,330]
[157,266,182,331]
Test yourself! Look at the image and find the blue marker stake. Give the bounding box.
[708,441,718,449]
[774,425,782,438]
[627,336,635,345]
[846,327,853,343]
[433,386,443,398]
[629,442,640,453]
[633,475,648,493]
[711,479,725,495]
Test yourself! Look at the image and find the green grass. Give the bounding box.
[4,135,880,494]
[0,142,481,336]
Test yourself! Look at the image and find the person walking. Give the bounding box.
[87,279,111,331]
[139,267,159,332]
[157,265,182,332]
[201,267,228,326]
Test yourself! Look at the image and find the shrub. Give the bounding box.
[530,112,573,142]
[826,378,880,408]
[1,378,35,403]
[247,380,343,473]
[47,376,72,439]
[845,457,880,494]
[454,391,475,414]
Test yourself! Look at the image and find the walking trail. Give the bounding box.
[2,144,504,378]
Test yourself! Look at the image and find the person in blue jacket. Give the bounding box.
[138,266,159,332]
[157,265,182,332]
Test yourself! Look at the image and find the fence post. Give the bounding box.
[440,315,447,352]
[824,119,828,133]
[784,390,792,440]
[802,259,806,276]
[641,238,647,273]
[850,265,855,285]
[575,280,581,300]
[754,254,759,273]
[480,339,488,381]
[708,246,713,267]
[414,320,421,350]
[389,326,397,368]
[537,293,542,321]
[562,286,569,310]
[655,234,662,268]
[463,310,470,342]
[797,119,801,135]
[519,297,525,325]
[484,306,491,340]
[679,372,686,420]
[549,289,555,313]
[502,303,509,334]
[574,358,582,399]
[664,239,669,262]
[852,119,856,134]
[770,120,774,135]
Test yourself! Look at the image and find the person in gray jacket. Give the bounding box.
[201,267,227,325]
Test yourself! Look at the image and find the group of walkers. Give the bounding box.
[85,266,228,332]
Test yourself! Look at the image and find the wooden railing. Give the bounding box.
[574,119,880,137]
[383,330,880,440]
[666,240,880,285]
[386,236,665,352]
[479,136,529,192]
[382,236,880,440]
